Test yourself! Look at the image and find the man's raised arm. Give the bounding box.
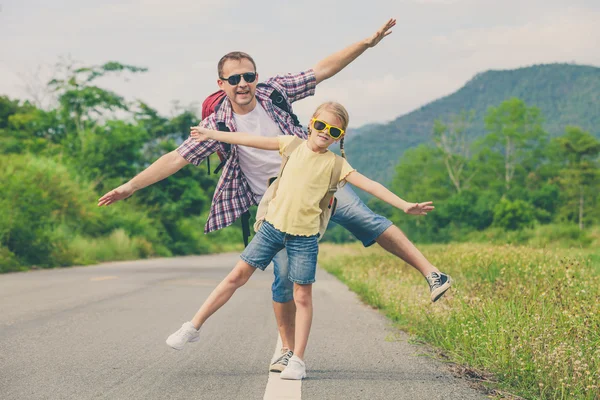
[313,18,396,85]
[97,150,189,206]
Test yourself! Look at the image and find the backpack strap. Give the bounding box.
[268,137,303,199]
[282,136,303,158]
[319,155,344,212]
[258,83,302,127]
[241,210,251,247]
[212,121,231,175]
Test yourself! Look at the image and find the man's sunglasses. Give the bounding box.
[219,72,257,86]
[311,119,345,139]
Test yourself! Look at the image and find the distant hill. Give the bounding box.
[346,63,600,187]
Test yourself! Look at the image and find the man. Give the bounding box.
[97,18,452,373]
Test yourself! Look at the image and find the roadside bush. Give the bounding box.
[493,198,536,230]
[0,154,166,268]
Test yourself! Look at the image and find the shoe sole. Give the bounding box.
[280,373,306,380]
[431,278,453,302]
[269,364,285,373]
[166,335,200,350]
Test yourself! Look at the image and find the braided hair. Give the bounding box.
[339,136,346,159]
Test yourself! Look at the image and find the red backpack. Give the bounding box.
[200,85,302,245]
[201,90,228,176]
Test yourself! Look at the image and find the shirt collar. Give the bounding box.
[215,89,271,130]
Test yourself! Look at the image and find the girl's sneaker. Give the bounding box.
[166,321,200,350]
[280,355,307,380]
[426,272,453,302]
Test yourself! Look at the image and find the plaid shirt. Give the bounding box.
[177,69,316,233]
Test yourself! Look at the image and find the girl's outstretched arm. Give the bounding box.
[190,126,279,151]
[344,171,434,215]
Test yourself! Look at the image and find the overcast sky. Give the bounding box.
[1,0,599,128]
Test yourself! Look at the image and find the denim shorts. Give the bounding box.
[240,221,319,285]
[270,185,393,302]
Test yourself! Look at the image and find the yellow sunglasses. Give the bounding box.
[311,119,345,139]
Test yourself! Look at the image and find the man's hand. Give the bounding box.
[190,126,214,143]
[313,17,397,85]
[98,182,134,207]
[403,201,435,216]
[364,18,396,48]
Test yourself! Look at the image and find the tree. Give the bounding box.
[484,98,546,192]
[555,126,600,230]
[432,110,476,193]
[48,60,147,136]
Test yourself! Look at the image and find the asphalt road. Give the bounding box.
[0,253,486,400]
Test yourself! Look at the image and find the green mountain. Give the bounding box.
[346,63,600,186]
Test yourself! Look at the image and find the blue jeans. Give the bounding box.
[241,221,319,285]
[271,185,393,302]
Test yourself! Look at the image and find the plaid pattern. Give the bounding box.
[177,69,316,233]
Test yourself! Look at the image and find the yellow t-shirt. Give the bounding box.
[265,136,355,236]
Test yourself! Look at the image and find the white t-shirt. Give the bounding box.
[233,103,284,202]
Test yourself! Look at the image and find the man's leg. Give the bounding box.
[330,185,451,300]
[375,225,438,277]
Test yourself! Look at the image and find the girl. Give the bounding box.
[166,102,447,380]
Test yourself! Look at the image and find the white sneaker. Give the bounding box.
[166,321,200,350]
[279,355,307,380]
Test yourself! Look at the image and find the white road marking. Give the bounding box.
[90,276,118,281]
[263,335,302,400]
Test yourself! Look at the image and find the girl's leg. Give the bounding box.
[167,260,257,350]
[168,223,283,350]
[291,283,313,360]
[190,259,257,329]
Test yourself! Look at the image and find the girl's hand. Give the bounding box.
[190,126,213,142]
[403,201,434,216]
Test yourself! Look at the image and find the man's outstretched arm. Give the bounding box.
[97,150,190,206]
[313,18,396,85]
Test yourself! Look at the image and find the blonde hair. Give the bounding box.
[309,102,349,159]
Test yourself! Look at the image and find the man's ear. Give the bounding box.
[217,79,224,89]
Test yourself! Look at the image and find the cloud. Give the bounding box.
[292,72,464,128]
[1,1,599,129]
[292,6,600,127]
[429,8,600,69]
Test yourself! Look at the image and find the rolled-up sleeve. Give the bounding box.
[176,118,220,166]
[266,69,316,103]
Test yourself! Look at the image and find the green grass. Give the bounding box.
[464,224,600,249]
[319,243,600,399]
[66,229,154,265]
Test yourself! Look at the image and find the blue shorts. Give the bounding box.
[271,185,393,303]
[241,221,319,285]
